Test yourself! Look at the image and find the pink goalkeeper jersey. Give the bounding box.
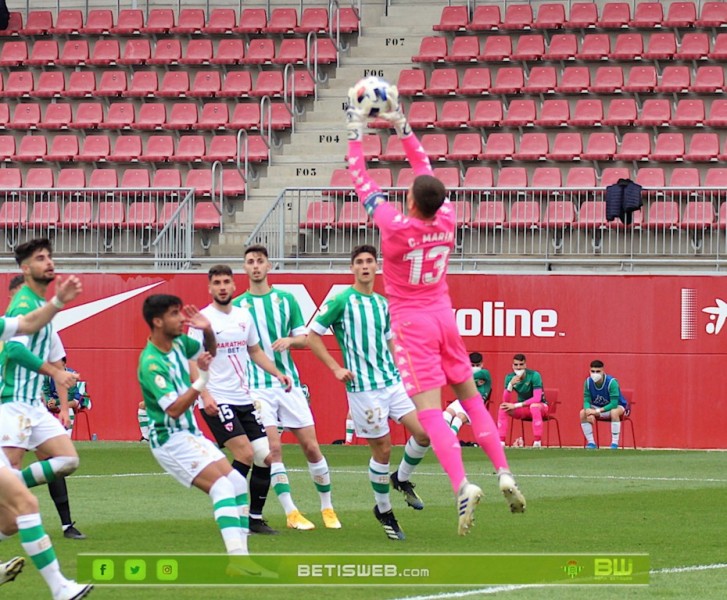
[347,133,456,315]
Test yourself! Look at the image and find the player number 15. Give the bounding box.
[404,245,450,285]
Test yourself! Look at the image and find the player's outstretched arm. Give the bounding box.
[14,275,82,336]
[378,85,412,138]
[248,343,292,391]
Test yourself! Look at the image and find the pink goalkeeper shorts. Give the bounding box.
[390,308,473,396]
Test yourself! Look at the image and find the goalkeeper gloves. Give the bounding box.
[379,85,412,137]
[345,105,366,142]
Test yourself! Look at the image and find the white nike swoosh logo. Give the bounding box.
[54,282,164,332]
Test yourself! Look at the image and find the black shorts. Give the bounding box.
[201,403,267,448]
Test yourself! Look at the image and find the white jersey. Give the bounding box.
[188,304,260,407]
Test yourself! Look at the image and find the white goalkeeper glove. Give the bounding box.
[379,85,411,137]
[345,85,367,141]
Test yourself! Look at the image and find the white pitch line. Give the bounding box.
[391,563,727,600]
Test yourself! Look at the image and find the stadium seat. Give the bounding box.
[556,66,590,93]
[181,39,213,65]
[44,135,78,162]
[590,66,623,93]
[267,102,293,130]
[109,135,142,162]
[26,40,58,67]
[582,132,616,160]
[288,70,315,98]
[647,201,680,228]
[692,66,724,94]
[380,136,406,162]
[600,167,631,187]
[120,169,151,191]
[468,100,502,127]
[685,133,719,162]
[70,102,103,130]
[9,103,41,130]
[531,167,562,188]
[229,103,260,130]
[204,135,237,162]
[534,99,569,127]
[705,168,727,192]
[546,133,583,161]
[576,34,611,60]
[39,104,72,130]
[673,99,705,127]
[603,98,637,126]
[297,7,329,33]
[212,39,244,65]
[397,69,425,96]
[61,201,93,229]
[237,8,267,34]
[650,133,685,162]
[95,201,126,230]
[158,71,189,98]
[331,6,359,34]
[711,34,727,61]
[119,39,151,66]
[435,100,470,128]
[424,68,457,95]
[265,8,298,34]
[148,39,181,65]
[335,202,369,229]
[1,12,22,35]
[77,135,110,162]
[58,40,88,66]
[221,170,246,197]
[681,201,715,229]
[87,39,120,66]
[597,2,631,28]
[630,2,663,27]
[534,4,566,29]
[219,71,252,98]
[97,71,127,97]
[0,135,16,161]
[635,167,665,188]
[152,169,181,189]
[126,201,157,229]
[112,9,143,34]
[88,169,119,191]
[501,4,533,30]
[51,9,83,34]
[197,102,228,130]
[675,32,709,61]
[33,72,65,98]
[635,98,671,127]
[433,167,461,190]
[706,100,727,127]
[523,66,557,94]
[186,169,214,197]
[478,36,512,62]
[189,71,221,98]
[0,40,26,67]
[251,71,284,97]
[203,8,237,33]
[564,2,598,28]
[569,99,603,127]
[468,5,501,31]
[27,202,61,229]
[361,134,382,161]
[0,170,22,194]
[421,134,448,161]
[576,201,606,228]
[670,168,701,190]
[545,33,577,60]
[611,33,643,60]
[274,38,307,64]
[446,133,482,160]
[451,200,471,228]
[491,67,524,94]
[457,67,491,95]
[395,168,417,189]
[480,133,515,160]
[25,168,54,190]
[623,65,657,93]
[173,135,206,162]
[171,8,205,34]
[125,71,158,97]
[101,103,135,130]
[66,72,95,98]
[412,37,448,63]
[697,1,727,27]
[542,200,575,226]
[447,36,480,62]
[463,166,495,188]
[655,66,691,93]
[565,167,597,188]
[664,2,697,27]
[56,168,85,190]
[501,99,536,127]
[1,71,33,98]
[508,201,540,227]
[496,167,528,189]
[513,132,548,161]
[20,11,53,36]
[140,135,174,162]
[0,106,7,129]
[471,200,506,228]
[643,32,676,60]
[300,201,336,230]
[433,6,468,31]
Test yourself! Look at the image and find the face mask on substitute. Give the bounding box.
[514,369,525,377]
[590,373,602,383]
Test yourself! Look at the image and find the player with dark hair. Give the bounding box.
[581,359,630,449]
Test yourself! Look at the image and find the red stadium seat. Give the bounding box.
[534,4,566,30]
[189,71,221,98]
[119,39,151,66]
[95,201,125,229]
[311,39,337,65]
[424,68,457,96]
[21,11,53,36]
[300,201,335,229]
[623,65,657,93]
[219,71,252,98]
[665,2,697,27]
[237,8,267,34]
[66,72,95,98]
[274,38,307,65]
[647,201,680,228]
[685,133,719,162]
[496,167,528,189]
[479,36,512,62]
[251,71,284,97]
[27,40,58,67]
[0,41,26,67]
[600,167,631,187]
[463,167,494,188]
[531,167,562,188]
[614,133,651,161]
[112,9,143,34]
[435,100,470,128]
[597,2,631,28]
[126,201,157,228]
[204,135,238,163]
[331,7,359,34]
[546,133,583,161]
[590,66,623,93]
[171,8,205,34]
[39,103,72,130]
[564,2,598,28]
[212,39,244,65]
[229,103,260,130]
[70,102,103,130]
[468,100,502,128]
[513,34,545,61]
[61,201,93,229]
[480,133,515,161]
[673,99,705,127]
[710,33,727,60]
[643,32,676,60]
[630,2,663,27]
[152,169,181,189]
[101,103,135,130]
[556,66,590,93]
[670,168,701,190]
[523,66,557,94]
[501,4,533,30]
[446,133,482,161]
[297,7,329,33]
[513,133,548,161]
[603,98,637,126]
[456,68,491,95]
[421,134,448,161]
[501,99,536,127]
[412,37,447,63]
[203,8,237,34]
[568,99,603,127]
[25,168,54,190]
[509,201,540,228]
[58,40,88,66]
[576,34,610,60]
[173,135,205,162]
[109,135,142,162]
[220,171,246,197]
[380,136,406,162]
[491,67,524,94]
[265,8,298,34]
[0,107,7,130]
[635,98,671,127]
[706,100,727,128]
[534,99,569,127]
[181,39,213,65]
[87,39,120,66]
[361,135,382,161]
[0,170,22,195]
[433,6,468,32]
[1,71,33,98]
[2,12,22,35]
[545,33,577,60]
[681,201,714,230]
[635,167,665,188]
[125,71,158,97]
[148,39,181,65]
[194,202,222,230]
[158,71,189,98]
[697,2,727,27]
[565,167,597,188]
[650,133,685,162]
[9,103,41,130]
[675,33,709,61]
[140,135,174,162]
[33,71,65,98]
[120,169,151,190]
[97,71,127,97]
[468,5,501,31]
[611,33,643,60]
[245,39,275,65]
[542,201,575,227]
[471,201,506,228]
[447,36,480,62]
[335,202,369,229]
[57,169,86,190]
[655,66,691,93]
[186,170,214,197]
[27,202,61,229]
[398,69,425,97]
[691,66,724,94]
[576,201,606,228]
[197,103,228,130]
[78,135,110,162]
[51,9,83,34]
[44,135,78,161]
[582,132,617,161]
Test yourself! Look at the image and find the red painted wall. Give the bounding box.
[7,272,726,449]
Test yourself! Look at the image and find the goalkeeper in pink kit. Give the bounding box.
[345,80,526,535]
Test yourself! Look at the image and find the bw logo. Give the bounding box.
[594,558,633,577]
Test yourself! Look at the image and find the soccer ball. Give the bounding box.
[348,76,393,118]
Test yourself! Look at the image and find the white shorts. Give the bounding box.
[250,387,314,429]
[0,402,67,450]
[151,432,226,488]
[348,382,416,439]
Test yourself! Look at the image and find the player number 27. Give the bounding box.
[404,245,450,285]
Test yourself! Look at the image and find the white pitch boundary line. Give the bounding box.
[392,563,727,600]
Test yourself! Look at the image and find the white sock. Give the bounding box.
[209,477,246,555]
[611,421,621,445]
[307,458,333,510]
[345,419,355,443]
[581,422,595,444]
[369,458,391,513]
[17,513,67,594]
[450,416,463,434]
[442,411,453,425]
[270,462,297,514]
[226,469,250,535]
[397,437,429,482]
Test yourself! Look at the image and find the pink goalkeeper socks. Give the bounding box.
[461,396,510,472]
[417,408,466,494]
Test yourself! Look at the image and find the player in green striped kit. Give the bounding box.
[234,244,341,531]
[308,245,431,541]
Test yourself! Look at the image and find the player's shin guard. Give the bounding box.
[21,457,78,488]
[417,409,467,494]
[307,458,333,510]
[17,513,66,593]
[397,437,429,482]
[209,477,246,555]
[369,459,392,513]
[460,397,509,472]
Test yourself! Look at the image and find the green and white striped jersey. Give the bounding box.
[232,288,305,389]
[310,287,400,393]
[137,334,202,448]
[2,285,65,406]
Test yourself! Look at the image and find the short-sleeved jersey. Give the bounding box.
[187,304,260,406]
[348,133,455,316]
[584,374,628,411]
[0,317,19,342]
[232,288,305,389]
[2,285,65,406]
[137,334,202,448]
[473,367,492,401]
[309,287,400,393]
[504,369,546,404]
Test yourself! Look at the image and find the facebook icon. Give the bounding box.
[92,559,114,581]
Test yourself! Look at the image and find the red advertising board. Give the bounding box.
[7,272,726,449]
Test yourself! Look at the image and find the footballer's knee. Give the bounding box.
[251,438,271,468]
[55,456,79,477]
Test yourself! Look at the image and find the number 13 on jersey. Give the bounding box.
[404,245,450,285]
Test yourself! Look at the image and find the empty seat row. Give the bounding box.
[0,37,338,68]
[400,64,727,96]
[0,167,244,197]
[1,7,358,37]
[0,69,311,99]
[0,133,269,164]
[393,97,727,130]
[0,101,292,132]
[412,31,727,64]
[434,3,723,33]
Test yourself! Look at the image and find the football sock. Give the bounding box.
[17,513,66,593]
[461,396,510,472]
[611,421,621,446]
[226,470,250,535]
[369,458,392,513]
[417,408,466,494]
[249,465,271,520]
[530,404,544,442]
[308,458,333,510]
[442,411,453,425]
[47,478,72,527]
[345,419,355,444]
[209,477,245,555]
[581,422,595,444]
[450,416,463,434]
[496,407,510,442]
[137,408,150,440]
[270,462,297,514]
[397,437,428,482]
[21,456,77,488]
